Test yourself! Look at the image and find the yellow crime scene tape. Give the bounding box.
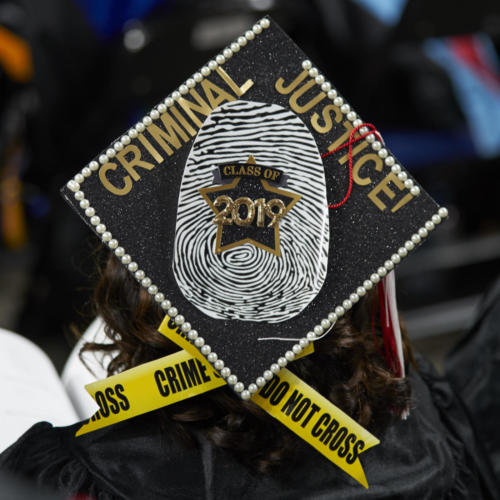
[76,315,378,488]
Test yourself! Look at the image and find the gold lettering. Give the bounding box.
[391,193,414,213]
[223,165,232,176]
[311,104,342,133]
[146,111,189,155]
[178,89,212,128]
[275,69,308,95]
[289,79,326,114]
[115,145,155,181]
[99,162,132,196]
[327,121,355,152]
[368,172,406,211]
[137,133,164,163]
[216,66,254,96]
[170,106,196,136]
[353,153,383,186]
[201,79,236,109]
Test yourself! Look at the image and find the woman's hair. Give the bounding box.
[81,252,415,474]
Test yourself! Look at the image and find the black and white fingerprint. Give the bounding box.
[173,100,329,323]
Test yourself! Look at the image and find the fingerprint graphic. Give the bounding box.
[173,100,329,323]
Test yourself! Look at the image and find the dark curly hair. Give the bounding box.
[81,251,415,474]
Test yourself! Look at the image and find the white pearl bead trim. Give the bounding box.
[65,18,270,195]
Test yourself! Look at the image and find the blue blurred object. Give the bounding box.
[424,34,500,158]
[352,0,407,25]
[73,0,171,39]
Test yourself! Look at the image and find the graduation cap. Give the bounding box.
[62,16,447,398]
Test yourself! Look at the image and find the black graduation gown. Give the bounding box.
[1,356,498,500]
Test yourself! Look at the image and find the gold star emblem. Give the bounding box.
[199,156,301,256]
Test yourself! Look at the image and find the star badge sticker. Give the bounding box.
[199,156,301,256]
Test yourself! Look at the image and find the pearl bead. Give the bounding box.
[74,191,84,201]
[214,360,224,370]
[157,104,166,113]
[227,375,238,385]
[410,186,420,196]
[109,239,118,250]
[378,148,388,159]
[315,74,325,84]
[278,357,288,367]
[321,81,331,92]
[327,89,337,99]
[333,97,343,106]
[342,299,352,310]
[285,351,295,361]
[299,339,309,349]
[385,156,395,166]
[167,306,178,317]
[129,128,138,138]
[264,370,274,381]
[340,104,350,114]
[347,111,356,121]
[136,122,145,132]
[164,97,174,106]
[372,141,381,151]
[150,110,159,120]
[404,179,413,189]
[256,377,266,387]
[237,36,247,46]
[405,240,415,251]
[114,246,124,256]
[309,67,318,78]
[306,331,316,341]
[353,119,363,127]
[411,234,421,244]
[438,207,448,218]
[398,171,408,181]
[113,142,123,152]
[241,390,251,400]
[172,91,181,101]
[321,318,331,329]
[398,247,408,257]
[292,344,302,354]
[142,116,152,126]
[252,23,262,34]
[194,72,203,82]
[88,215,99,226]
[188,329,198,340]
[391,253,401,264]
[314,325,324,335]
[134,269,145,280]
[432,214,441,225]
[82,167,91,177]
[328,312,338,322]
[377,266,387,277]
[363,280,373,290]
[245,30,255,40]
[194,337,205,347]
[349,293,359,303]
[335,306,345,316]
[248,384,258,394]
[148,284,158,295]
[230,42,239,52]
[271,363,280,373]
[223,48,232,59]
[370,273,380,283]
[356,286,366,296]
[120,136,131,146]
[418,227,428,238]
[179,84,189,94]
[215,54,225,65]
[161,300,171,310]
[141,277,152,287]
[366,134,375,143]
[201,345,211,355]
[154,292,164,302]
[181,322,191,333]
[186,78,195,89]
[96,224,106,234]
[200,66,210,76]
[101,231,112,242]
[260,18,270,28]
[302,60,312,70]
[74,174,84,184]
[121,254,131,264]
[221,367,231,378]
[89,160,99,171]
[207,352,217,363]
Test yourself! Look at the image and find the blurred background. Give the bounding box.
[1,0,500,373]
